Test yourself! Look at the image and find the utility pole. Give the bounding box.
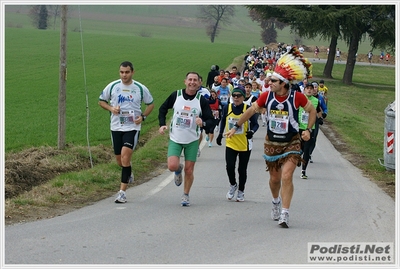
[58,5,67,149]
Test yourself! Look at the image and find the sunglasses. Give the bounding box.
[232,94,242,98]
[270,79,279,83]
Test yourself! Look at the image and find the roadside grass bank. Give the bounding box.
[311,63,395,199]
[5,126,169,225]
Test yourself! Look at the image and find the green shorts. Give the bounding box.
[168,139,199,162]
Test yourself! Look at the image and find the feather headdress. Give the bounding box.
[273,46,312,83]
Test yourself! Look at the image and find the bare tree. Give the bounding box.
[28,5,41,28]
[48,5,61,30]
[28,5,49,29]
[198,5,235,43]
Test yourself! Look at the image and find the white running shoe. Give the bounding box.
[114,190,126,203]
[226,184,238,200]
[181,194,190,207]
[278,211,289,228]
[236,191,245,202]
[271,200,281,220]
[128,173,134,183]
[174,164,184,186]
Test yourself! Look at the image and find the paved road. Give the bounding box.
[309,57,395,68]
[4,125,396,267]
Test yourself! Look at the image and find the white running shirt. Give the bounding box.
[170,90,202,144]
[99,79,154,132]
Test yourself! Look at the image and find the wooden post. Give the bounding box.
[58,5,67,149]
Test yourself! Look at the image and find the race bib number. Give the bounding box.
[228,117,244,134]
[269,115,289,134]
[175,111,193,129]
[119,110,135,125]
[301,111,309,124]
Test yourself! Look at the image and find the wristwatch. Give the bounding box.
[307,128,313,133]
[141,114,146,121]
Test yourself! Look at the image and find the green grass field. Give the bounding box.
[4,26,249,151]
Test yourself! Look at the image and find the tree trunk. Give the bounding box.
[210,23,218,43]
[342,33,360,85]
[322,36,338,79]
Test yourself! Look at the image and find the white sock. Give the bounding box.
[272,197,280,204]
[282,208,289,214]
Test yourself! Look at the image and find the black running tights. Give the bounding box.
[225,147,251,192]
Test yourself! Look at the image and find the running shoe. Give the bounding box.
[205,135,209,141]
[181,194,190,207]
[236,191,245,202]
[114,190,126,203]
[208,142,212,147]
[197,148,201,157]
[128,173,134,183]
[309,155,313,163]
[278,211,289,228]
[271,200,281,221]
[174,164,184,186]
[300,171,308,179]
[226,184,238,200]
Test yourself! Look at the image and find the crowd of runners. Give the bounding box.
[197,44,329,227]
[100,44,329,228]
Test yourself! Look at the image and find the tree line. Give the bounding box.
[29,5,395,85]
[246,5,395,85]
[197,5,395,85]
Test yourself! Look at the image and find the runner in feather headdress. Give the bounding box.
[224,46,316,228]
